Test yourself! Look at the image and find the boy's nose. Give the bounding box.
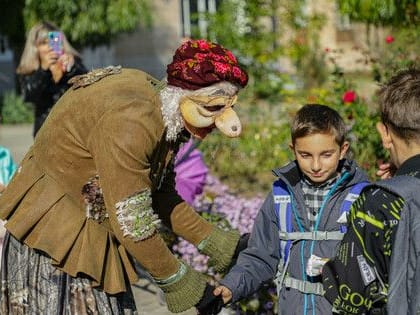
[311,159,321,171]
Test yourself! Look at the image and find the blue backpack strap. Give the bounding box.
[273,179,293,264]
[339,181,369,232]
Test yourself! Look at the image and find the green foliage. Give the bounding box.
[200,101,294,193]
[281,1,328,88]
[1,91,34,124]
[205,0,328,100]
[371,26,420,83]
[22,0,153,48]
[206,0,288,102]
[337,0,419,26]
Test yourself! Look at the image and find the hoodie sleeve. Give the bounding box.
[220,192,280,302]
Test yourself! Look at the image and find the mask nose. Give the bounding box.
[214,107,242,137]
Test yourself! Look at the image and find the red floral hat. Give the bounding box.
[167,39,248,90]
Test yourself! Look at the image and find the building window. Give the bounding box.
[181,0,220,38]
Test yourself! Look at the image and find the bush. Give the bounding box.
[1,91,34,124]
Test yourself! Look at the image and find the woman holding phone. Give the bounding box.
[16,21,87,137]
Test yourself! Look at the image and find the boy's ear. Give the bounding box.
[289,143,294,151]
[376,122,392,149]
[339,141,350,160]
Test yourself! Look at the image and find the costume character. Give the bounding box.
[0,39,248,314]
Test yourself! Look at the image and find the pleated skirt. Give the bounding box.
[0,232,138,314]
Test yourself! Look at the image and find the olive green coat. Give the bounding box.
[0,68,213,294]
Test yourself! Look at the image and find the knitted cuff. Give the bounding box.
[156,262,207,313]
[198,227,240,273]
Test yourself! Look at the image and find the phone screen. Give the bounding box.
[48,31,63,56]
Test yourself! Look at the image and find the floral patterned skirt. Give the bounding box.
[0,232,138,314]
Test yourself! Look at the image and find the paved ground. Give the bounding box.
[0,123,196,315]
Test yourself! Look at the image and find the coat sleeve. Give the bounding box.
[220,192,280,302]
[87,101,181,279]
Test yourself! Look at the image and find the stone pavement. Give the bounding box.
[0,123,196,315]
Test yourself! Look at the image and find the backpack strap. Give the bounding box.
[273,179,293,294]
[279,230,344,241]
[339,181,369,232]
[273,178,370,296]
[273,179,293,265]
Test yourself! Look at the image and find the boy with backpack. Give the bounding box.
[208,104,369,315]
[321,68,420,314]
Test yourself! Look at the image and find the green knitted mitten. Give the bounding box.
[198,227,240,274]
[155,262,207,313]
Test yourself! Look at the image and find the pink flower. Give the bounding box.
[214,62,230,74]
[196,39,210,50]
[232,66,242,78]
[385,35,394,44]
[226,51,238,64]
[324,47,330,53]
[194,53,207,61]
[342,90,357,103]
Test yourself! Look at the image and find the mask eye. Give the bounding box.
[203,104,225,112]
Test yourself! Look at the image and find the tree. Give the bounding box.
[337,0,419,26]
[23,0,153,48]
[205,0,327,99]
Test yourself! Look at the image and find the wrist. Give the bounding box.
[155,261,207,313]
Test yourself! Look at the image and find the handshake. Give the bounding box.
[195,233,250,314]
[195,283,227,315]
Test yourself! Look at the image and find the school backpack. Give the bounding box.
[273,177,369,296]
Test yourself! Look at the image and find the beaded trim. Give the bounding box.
[82,175,108,223]
[69,65,122,89]
[115,189,161,241]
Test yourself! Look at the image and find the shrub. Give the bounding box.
[1,91,34,124]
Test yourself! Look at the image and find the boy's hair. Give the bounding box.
[291,104,347,145]
[378,68,420,143]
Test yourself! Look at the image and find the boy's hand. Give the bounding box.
[376,162,396,179]
[196,283,224,315]
[213,285,233,304]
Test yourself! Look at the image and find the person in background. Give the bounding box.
[0,39,248,314]
[208,104,368,315]
[321,68,420,314]
[16,21,87,137]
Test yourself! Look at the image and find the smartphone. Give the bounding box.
[48,31,63,56]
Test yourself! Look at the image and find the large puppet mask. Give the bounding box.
[164,39,248,141]
[180,94,240,139]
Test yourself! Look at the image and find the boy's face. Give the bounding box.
[290,132,349,185]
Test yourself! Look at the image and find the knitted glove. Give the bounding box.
[198,227,240,273]
[155,262,207,313]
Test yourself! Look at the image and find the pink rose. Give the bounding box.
[385,35,394,44]
[342,90,357,103]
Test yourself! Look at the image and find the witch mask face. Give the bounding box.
[179,94,241,139]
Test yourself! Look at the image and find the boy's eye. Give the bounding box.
[322,153,333,158]
[300,153,309,158]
